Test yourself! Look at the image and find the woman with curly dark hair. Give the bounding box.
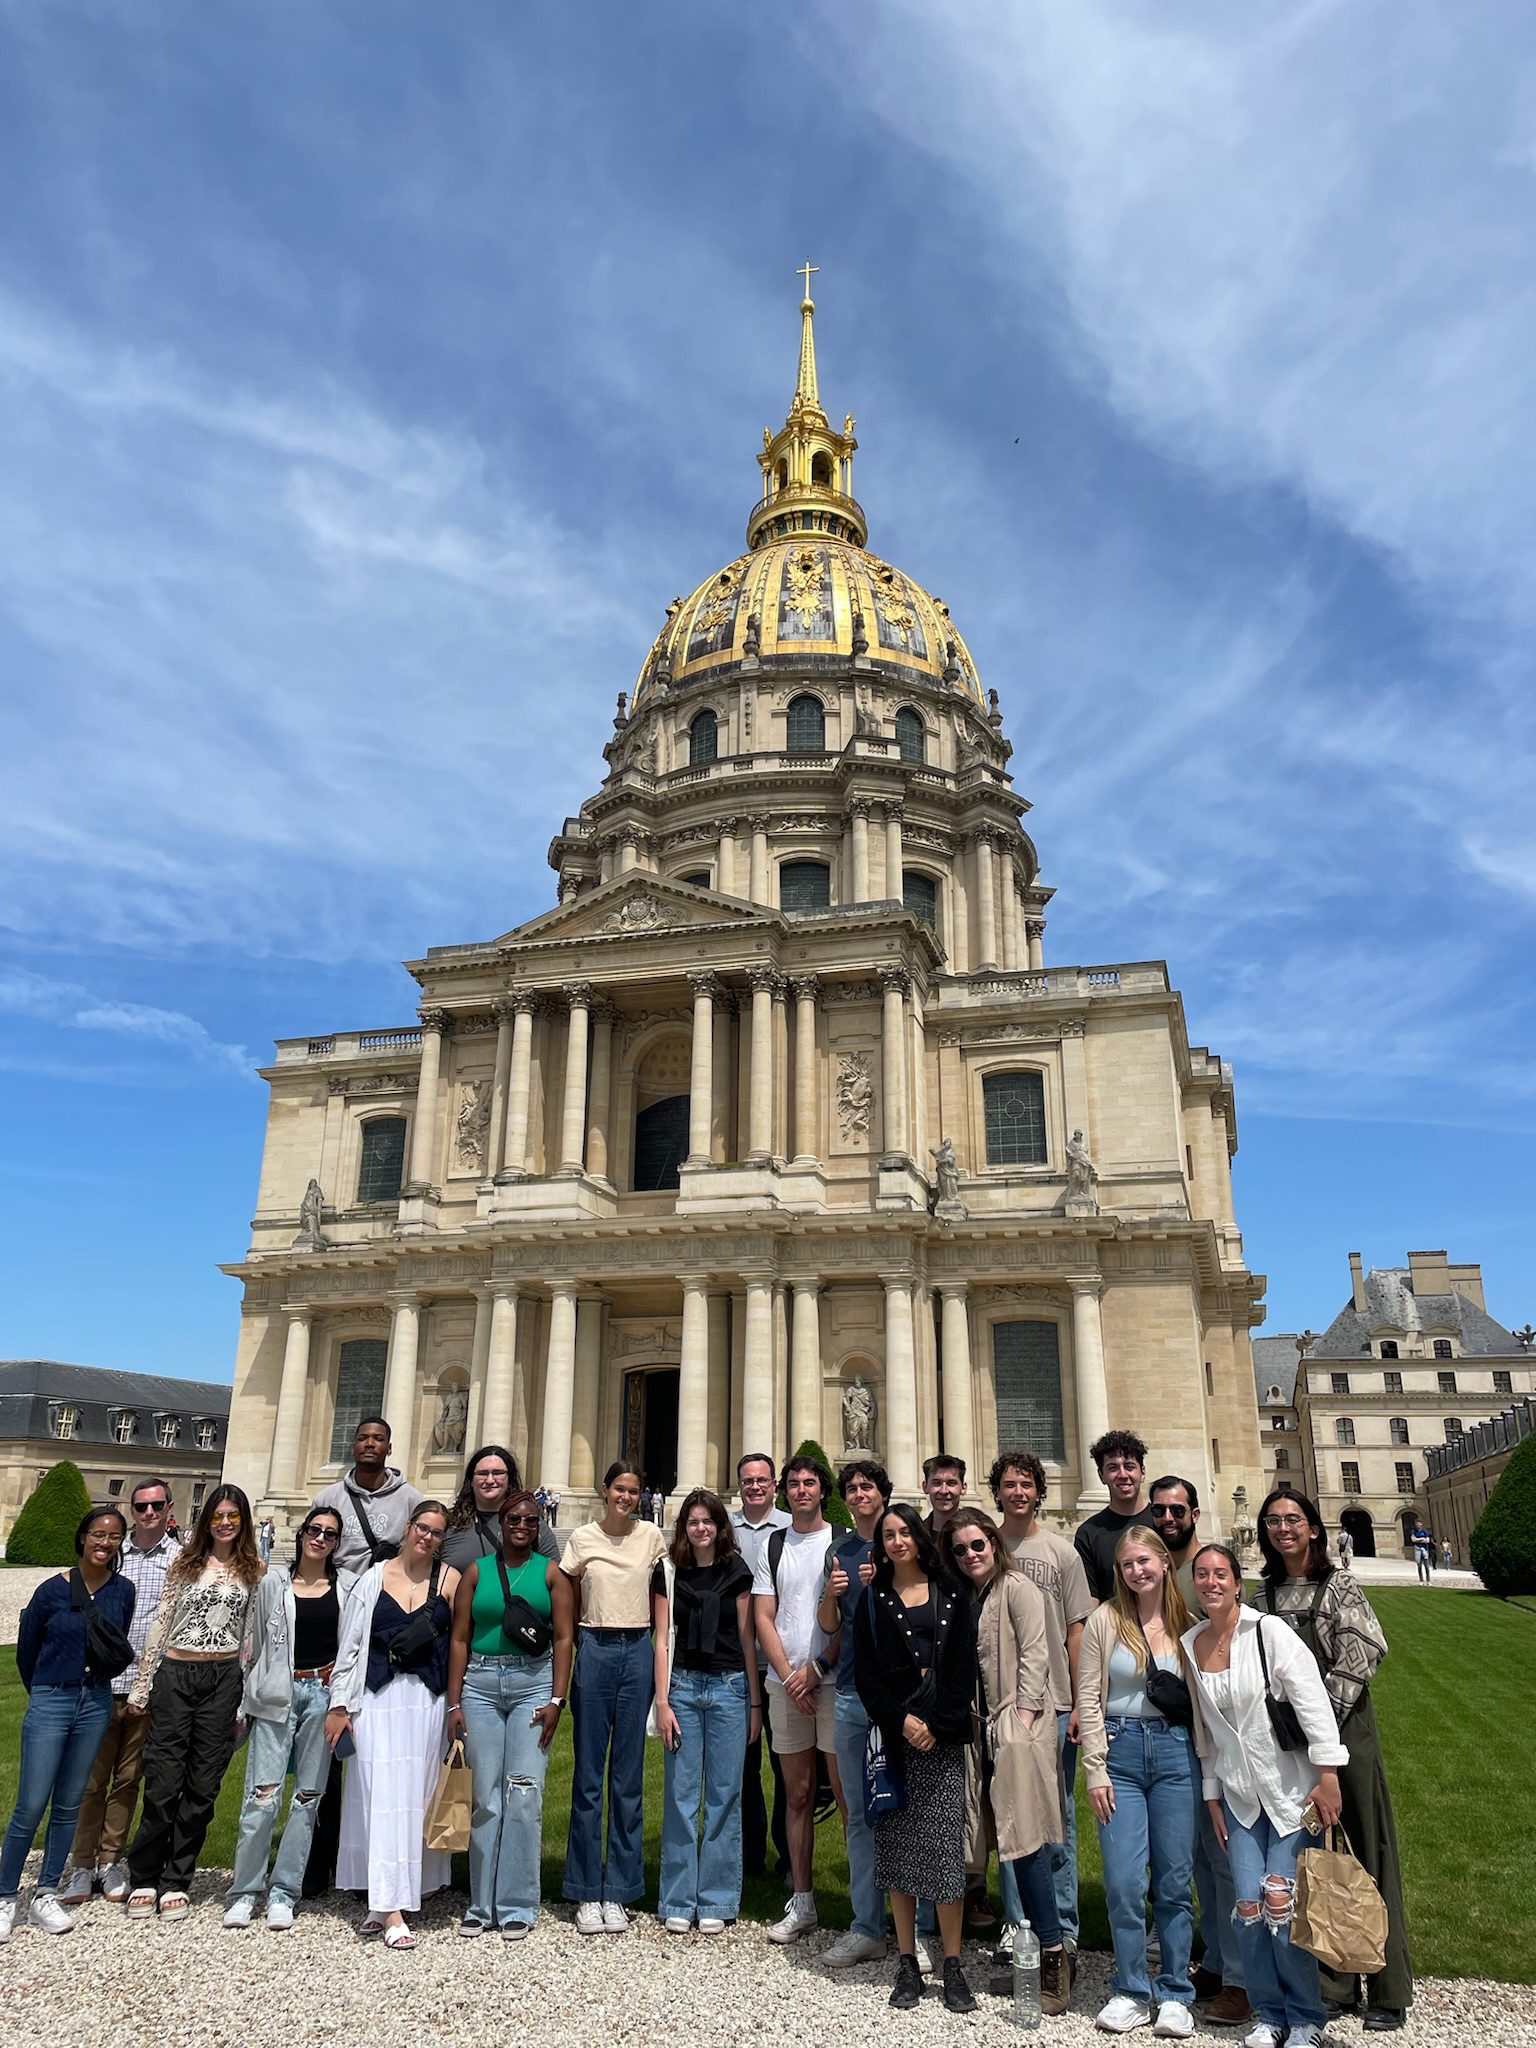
[124,1484,264,1921]
[1256,1487,1411,2032]
[854,1502,979,2014]
[650,1488,758,1933]
[441,1444,560,1571]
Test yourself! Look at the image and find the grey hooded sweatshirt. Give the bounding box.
[311,1465,425,1575]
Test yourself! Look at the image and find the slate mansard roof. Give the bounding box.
[0,1360,231,1447]
[1308,1270,1522,1361]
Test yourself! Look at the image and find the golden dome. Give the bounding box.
[632,535,984,706]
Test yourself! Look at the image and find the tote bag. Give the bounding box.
[1294,1825,1388,1976]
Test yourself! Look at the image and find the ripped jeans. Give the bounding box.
[227,1676,334,1907]
[1223,1805,1326,2034]
[461,1652,553,1929]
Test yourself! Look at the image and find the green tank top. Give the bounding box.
[470,1553,552,1655]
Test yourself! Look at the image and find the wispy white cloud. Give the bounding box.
[0,967,252,1077]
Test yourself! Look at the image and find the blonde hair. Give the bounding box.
[1108,1522,1192,1669]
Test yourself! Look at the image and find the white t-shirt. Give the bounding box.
[752,1523,832,1685]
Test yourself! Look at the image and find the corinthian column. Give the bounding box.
[1026,919,1046,972]
[266,1307,313,1497]
[382,1294,422,1479]
[485,1000,515,1181]
[500,991,538,1177]
[749,816,770,904]
[407,1008,448,1191]
[789,976,819,1163]
[883,1277,920,1495]
[790,1279,822,1451]
[849,798,872,903]
[973,832,997,971]
[880,967,910,1157]
[746,967,777,1163]
[540,1283,579,1490]
[883,801,905,900]
[741,1275,775,1456]
[557,983,592,1175]
[481,1284,519,1448]
[716,816,737,897]
[687,973,719,1166]
[586,1001,617,1181]
[1071,1281,1112,1508]
[937,1284,976,1483]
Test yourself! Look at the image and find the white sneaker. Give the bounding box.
[222,1897,255,1928]
[1283,2032,1321,2048]
[1243,2026,1283,2048]
[1154,2002,1195,2039]
[98,1863,130,1902]
[28,1894,74,1936]
[663,1915,691,1933]
[601,1900,630,1933]
[766,1893,819,1944]
[1097,1996,1153,2034]
[61,1867,94,1907]
[913,1936,934,1974]
[266,1898,295,1931]
[698,1917,726,1935]
[574,1901,606,1936]
[0,1900,13,1944]
[823,1928,888,1967]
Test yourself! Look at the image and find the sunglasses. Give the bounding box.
[1149,1505,1191,1520]
[952,1538,991,1555]
[209,1513,242,1526]
[502,1513,542,1527]
[303,1526,340,1543]
[132,1500,168,1513]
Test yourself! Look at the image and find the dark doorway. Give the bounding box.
[634,1094,689,1191]
[623,1367,679,1497]
[1341,1507,1376,1559]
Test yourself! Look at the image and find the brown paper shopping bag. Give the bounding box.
[1293,1824,1388,1976]
[424,1737,472,1855]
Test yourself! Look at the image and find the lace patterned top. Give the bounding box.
[1251,1569,1388,1724]
[129,1562,258,1706]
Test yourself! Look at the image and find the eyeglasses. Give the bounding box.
[952,1538,991,1556]
[304,1527,340,1544]
[132,1500,168,1513]
[1149,1505,1191,1521]
[1264,1515,1307,1530]
[209,1513,242,1527]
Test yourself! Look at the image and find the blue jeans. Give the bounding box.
[228,1676,334,1907]
[1224,1806,1326,2033]
[999,1844,1063,1947]
[460,1652,553,1929]
[833,1691,885,1941]
[1050,1708,1080,1943]
[660,1667,750,1922]
[1192,1765,1243,1986]
[1095,1717,1196,2008]
[0,1684,113,1897]
[563,1628,651,1904]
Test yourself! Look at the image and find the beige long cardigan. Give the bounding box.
[964,1571,1064,1867]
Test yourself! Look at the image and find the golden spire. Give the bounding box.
[794,261,821,411]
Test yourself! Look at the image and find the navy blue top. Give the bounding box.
[365,1588,452,1696]
[16,1572,137,1691]
[830,1533,874,1691]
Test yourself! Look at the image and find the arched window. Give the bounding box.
[633,1096,689,1192]
[779,860,831,912]
[811,451,834,488]
[775,458,788,494]
[1432,1338,1453,1359]
[785,694,826,752]
[679,870,711,890]
[902,870,937,930]
[993,1320,1065,1463]
[982,1070,1047,1166]
[895,707,926,762]
[689,709,718,765]
[357,1117,407,1203]
[330,1338,387,1462]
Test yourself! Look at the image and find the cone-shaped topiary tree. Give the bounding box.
[6,1459,93,1565]
[1469,1431,1536,1597]
[777,1440,852,1528]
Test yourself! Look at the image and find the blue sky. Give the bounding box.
[3,1,1534,1381]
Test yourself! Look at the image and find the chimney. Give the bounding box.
[1348,1251,1367,1311]
[1445,1261,1486,1310]
[1407,1249,1452,1297]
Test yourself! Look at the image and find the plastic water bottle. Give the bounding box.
[1012,1918,1041,2030]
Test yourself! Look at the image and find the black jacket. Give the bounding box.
[852,1574,978,1749]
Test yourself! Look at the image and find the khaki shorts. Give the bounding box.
[767,1679,837,1756]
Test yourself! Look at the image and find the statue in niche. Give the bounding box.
[454,1080,493,1171]
[1064,1128,1100,1214]
[929,1137,961,1205]
[431,1384,468,1457]
[292,1178,327,1249]
[842,1375,876,1452]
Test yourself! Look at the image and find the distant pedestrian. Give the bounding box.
[1439,1540,1452,1571]
[259,1517,276,1563]
[1410,1520,1433,1584]
[1336,1527,1353,1569]
[639,1487,655,1526]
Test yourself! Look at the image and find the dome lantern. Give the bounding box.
[748,266,866,553]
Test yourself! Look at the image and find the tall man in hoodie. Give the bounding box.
[303,1415,424,1893]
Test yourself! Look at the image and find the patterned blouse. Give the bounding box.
[129,1563,257,1707]
[1253,1569,1389,1724]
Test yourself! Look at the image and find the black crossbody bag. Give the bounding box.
[351,1493,400,1563]
[387,1560,444,1672]
[70,1569,136,1681]
[1255,1614,1308,1751]
[1134,1612,1194,1727]
[494,1554,553,1658]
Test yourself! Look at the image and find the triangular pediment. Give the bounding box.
[495,874,777,948]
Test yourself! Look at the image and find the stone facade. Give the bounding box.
[1423,1397,1535,1567]
[220,292,1267,1528]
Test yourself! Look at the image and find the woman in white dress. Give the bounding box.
[325,1500,459,1949]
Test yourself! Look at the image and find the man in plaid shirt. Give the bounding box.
[61,1477,182,1902]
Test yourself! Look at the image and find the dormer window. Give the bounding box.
[156,1414,181,1449]
[49,1403,79,1441]
[112,1410,138,1445]
[195,1419,218,1451]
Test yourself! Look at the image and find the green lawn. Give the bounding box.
[2,1586,1530,1981]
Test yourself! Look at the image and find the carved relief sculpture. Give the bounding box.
[454,1080,493,1172]
[835,1050,873,1140]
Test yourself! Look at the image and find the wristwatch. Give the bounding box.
[547,1695,566,1709]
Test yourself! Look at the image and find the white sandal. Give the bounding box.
[125,1888,157,1919]
[158,1892,190,1920]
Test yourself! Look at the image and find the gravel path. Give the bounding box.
[1,1864,1530,2048]
[0,1568,52,1645]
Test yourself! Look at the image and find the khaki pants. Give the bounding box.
[69,1696,148,1868]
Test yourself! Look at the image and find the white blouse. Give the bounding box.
[1182,1606,1348,1836]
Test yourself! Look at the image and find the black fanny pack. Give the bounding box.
[1135,1613,1194,1727]
[387,1561,443,1672]
[70,1569,136,1681]
[496,1554,552,1658]
[352,1493,400,1563]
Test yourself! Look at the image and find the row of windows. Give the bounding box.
[1333,1366,1467,1394]
[96,1476,208,1508]
[1342,1458,1438,1498]
[48,1405,216,1450]
[1337,1415,1460,1446]
[687,701,929,765]
[1377,1339,1455,1361]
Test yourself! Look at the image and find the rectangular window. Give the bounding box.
[1379,1341,1399,1359]
[1331,1372,1350,1395]
[992,1320,1065,1464]
[1384,1370,1403,1394]
[112,1411,137,1444]
[1342,1462,1361,1494]
[330,1338,388,1462]
[1438,1370,1457,1395]
[357,1116,408,1204]
[157,1416,181,1449]
[195,1420,217,1451]
[1271,1415,1287,1430]
[107,1477,124,1498]
[1204,1360,1214,1396]
[1432,1339,1453,1359]
[1390,1417,1410,1445]
[901,870,937,929]
[1395,1463,1415,1493]
[982,1070,1047,1167]
[1211,1437,1222,1474]
[49,1404,79,1440]
[192,1480,207,1507]
[1335,1417,1356,1447]
[1444,1418,1463,1440]
[1274,1448,1290,1470]
[1494,1370,1512,1394]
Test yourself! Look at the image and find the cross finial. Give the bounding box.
[797,259,819,303]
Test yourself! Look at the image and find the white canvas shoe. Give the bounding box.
[574,1901,606,1935]
[601,1900,631,1933]
[823,1928,887,1967]
[28,1894,75,1936]
[1097,1995,1153,2034]
[766,1893,819,1944]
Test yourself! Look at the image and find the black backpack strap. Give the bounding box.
[768,1526,786,1596]
[351,1492,391,1563]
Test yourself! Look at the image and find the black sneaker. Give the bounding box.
[889,1954,923,2009]
[942,1957,977,2014]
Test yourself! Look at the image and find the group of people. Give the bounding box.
[3,1417,1413,2043]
